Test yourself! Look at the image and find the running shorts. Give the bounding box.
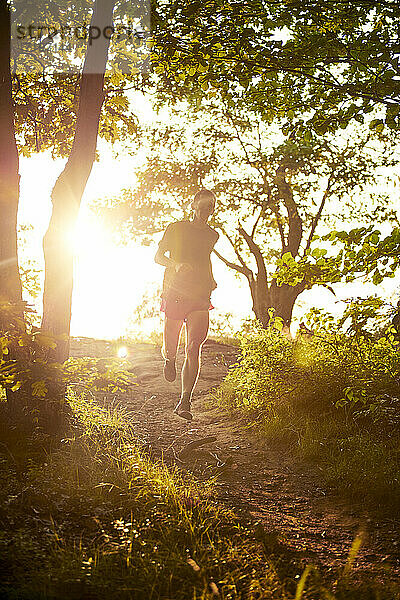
[160,290,214,321]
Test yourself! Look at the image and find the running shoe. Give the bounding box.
[163,358,176,382]
[173,397,193,421]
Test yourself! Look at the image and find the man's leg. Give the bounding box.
[175,310,209,418]
[162,316,184,381]
[162,316,184,360]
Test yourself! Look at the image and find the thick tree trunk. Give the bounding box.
[248,275,269,328]
[250,278,305,331]
[0,1,30,416]
[275,164,303,257]
[267,280,305,328]
[0,0,22,306]
[238,222,305,330]
[41,0,116,362]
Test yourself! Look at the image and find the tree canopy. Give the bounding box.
[10,0,150,156]
[96,97,398,325]
[151,1,400,135]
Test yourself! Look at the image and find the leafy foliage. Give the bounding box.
[12,0,148,157]
[274,226,400,288]
[151,1,400,134]
[220,321,296,412]
[218,302,400,505]
[222,300,400,417]
[0,300,134,407]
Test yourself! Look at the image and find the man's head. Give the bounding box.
[191,188,216,220]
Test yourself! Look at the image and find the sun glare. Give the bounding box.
[67,209,162,340]
[117,346,128,359]
[70,219,108,256]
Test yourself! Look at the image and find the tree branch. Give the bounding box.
[238,224,268,289]
[251,205,263,238]
[213,248,252,278]
[272,204,286,249]
[223,109,268,184]
[304,171,335,252]
[274,163,302,257]
[218,223,249,271]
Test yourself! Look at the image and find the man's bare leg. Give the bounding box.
[162,316,184,359]
[162,316,184,381]
[174,310,209,418]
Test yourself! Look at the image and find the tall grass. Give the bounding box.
[0,391,281,599]
[0,390,397,598]
[217,321,400,509]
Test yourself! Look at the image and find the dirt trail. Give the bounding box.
[71,337,400,583]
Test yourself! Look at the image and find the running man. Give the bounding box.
[154,188,219,420]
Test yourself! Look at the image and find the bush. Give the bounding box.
[217,303,400,508]
[0,300,135,434]
[219,321,298,413]
[221,305,400,419]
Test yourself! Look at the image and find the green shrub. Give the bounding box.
[219,321,298,413]
[221,306,400,419]
[0,300,135,434]
[217,304,400,507]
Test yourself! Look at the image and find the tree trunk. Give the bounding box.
[0,0,22,306]
[250,277,305,331]
[247,274,269,328]
[268,280,305,328]
[41,0,116,362]
[0,1,30,416]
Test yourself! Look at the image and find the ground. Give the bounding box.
[70,336,400,584]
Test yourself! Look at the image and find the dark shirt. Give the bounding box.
[158,220,219,301]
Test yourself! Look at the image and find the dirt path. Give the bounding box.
[71,337,400,584]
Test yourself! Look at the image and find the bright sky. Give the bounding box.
[18,148,252,339]
[17,93,400,340]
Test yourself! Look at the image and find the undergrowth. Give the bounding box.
[216,312,400,511]
[0,391,397,599]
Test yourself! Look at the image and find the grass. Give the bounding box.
[215,327,400,512]
[0,391,398,599]
[253,403,400,507]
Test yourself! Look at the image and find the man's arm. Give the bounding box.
[154,246,178,269]
[154,223,192,273]
[209,230,219,289]
[154,248,193,273]
[154,223,176,268]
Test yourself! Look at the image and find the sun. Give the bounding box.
[69,217,108,256]
[117,346,128,359]
[68,211,162,340]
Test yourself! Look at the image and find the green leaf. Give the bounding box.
[281,251,294,264]
[272,317,284,332]
[369,118,383,130]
